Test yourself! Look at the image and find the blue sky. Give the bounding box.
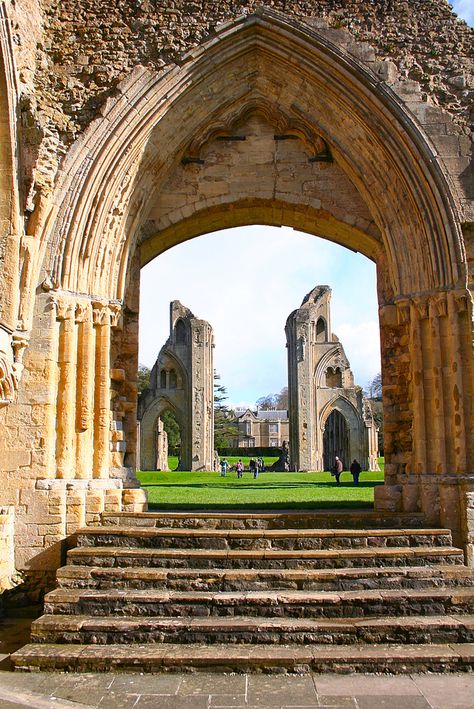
[140,228,379,407]
[139,1,472,408]
[453,0,473,25]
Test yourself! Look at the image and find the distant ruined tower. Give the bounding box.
[138,301,214,471]
[286,286,379,472]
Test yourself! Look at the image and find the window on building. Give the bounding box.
[169,369,177,389]
[316,317,327,342]
[175,319,186,345]
[160,369,167,388]
[269,423,278,433]
[270,439,279,447]
[326,367,342,388]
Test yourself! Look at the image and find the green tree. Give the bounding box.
[256,386,288,410]
[365,372,384,455]
[365,372,382,400]
[161,409,181,453]
[214,371,238,449]
[137,364,151,393]
[275,386,288,409]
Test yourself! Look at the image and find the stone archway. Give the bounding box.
[323,410,349,473]
[0,7,472,578]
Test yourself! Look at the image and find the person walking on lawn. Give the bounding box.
[332,456,343,485]
[350,459,362,486]
[236,459,243,478]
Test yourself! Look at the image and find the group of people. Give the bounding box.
[332,456,362,486]
[220,457,264,478]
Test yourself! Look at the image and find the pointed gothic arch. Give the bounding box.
[0,8,472,575]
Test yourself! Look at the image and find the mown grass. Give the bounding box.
[136,468,385,511]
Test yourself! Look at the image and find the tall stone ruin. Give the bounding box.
[138,301,214,472]
[286,286,379,472]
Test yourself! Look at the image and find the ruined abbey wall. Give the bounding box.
[0,1,472,583]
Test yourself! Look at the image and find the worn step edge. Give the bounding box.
[78,526,451,538]
[102,511,428,520]
[44,586,474,605]
[56,563,474,585]
[67,546,463,561]
[100,511,429,530]
[31,613,474,636]
[11,642,474,673]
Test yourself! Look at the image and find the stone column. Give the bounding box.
[92,302,111,479]
[75,301,94,479]
[54,298,77,479]
[376,289,474,556]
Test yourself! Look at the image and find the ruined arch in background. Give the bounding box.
[138,300,214,473]
[1,8,472,573]
[321,397,368,473]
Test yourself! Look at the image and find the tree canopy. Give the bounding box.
[138,364,151,393]
[214,371,238,448]
[256,387,288,410]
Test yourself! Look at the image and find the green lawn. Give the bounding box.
[136,469,385,510]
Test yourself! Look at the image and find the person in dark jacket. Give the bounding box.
[350,459,362,486]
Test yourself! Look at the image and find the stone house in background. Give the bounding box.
[233,409,290,449]
[286,286,379,472]
[138,301,214,472]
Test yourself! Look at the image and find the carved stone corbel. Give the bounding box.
[0,349,16,405]
[0,325,29,406]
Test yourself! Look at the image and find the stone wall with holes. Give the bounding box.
[28,0,474,144]
[6,1,473,232]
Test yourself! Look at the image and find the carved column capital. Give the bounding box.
[453,291,470,313]
[92,301,110,327]
[410,294,430,320]
[75,300,92,324]
[53,296,76,321]
[395,298,411,324]
[429,293,448,318]
[109,303,123,330]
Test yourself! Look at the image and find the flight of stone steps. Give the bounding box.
[11,510,474,673]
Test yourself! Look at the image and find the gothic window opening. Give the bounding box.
[175,319,186,345]
[316,317,327,342]
[323,409,349,472]
[326,367,342,388]
[169,369,177,389]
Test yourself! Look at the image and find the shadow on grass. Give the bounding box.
[147,500,375,510]
[142,482,382,490]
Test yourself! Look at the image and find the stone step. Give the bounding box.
[56,563,474,592]
[30,613,474,646]
[42,586,474,619]
[76,526,454,551]
[67,545,464,570]
[101,510,429,530]
[11,641,474,673]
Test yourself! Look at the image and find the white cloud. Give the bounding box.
[139,226,381,405]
